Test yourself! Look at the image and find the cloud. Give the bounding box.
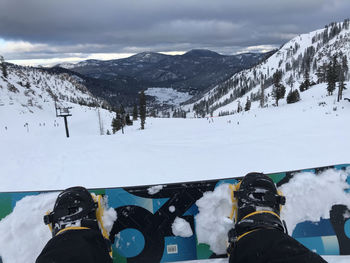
[0,0,349,63]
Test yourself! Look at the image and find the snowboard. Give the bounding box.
[0,164,350,263]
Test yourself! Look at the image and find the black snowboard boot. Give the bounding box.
[227,173,287,254]
[37,187,113,263]
[44,186,100,236]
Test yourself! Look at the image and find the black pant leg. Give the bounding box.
[229,229,327,263]
[36,229,112,263]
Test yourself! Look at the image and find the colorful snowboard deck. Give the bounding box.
[0,164,350,262]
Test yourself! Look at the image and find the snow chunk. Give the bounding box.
[101,196,117,234]
[0,192,59,263]
[172,217,193,237]
[169,205,176,213]
[280,168,350,234]
[195,184,233,255]
[147,185,164,195]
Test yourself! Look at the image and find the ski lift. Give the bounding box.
[55,101,72,137]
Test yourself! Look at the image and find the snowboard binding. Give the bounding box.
[227,173,287,254]
[44,186,110,243]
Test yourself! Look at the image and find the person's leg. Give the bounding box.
[36,228,112,263]
[229,228,326,263]
[228,173,326,263]
[36,187,112,263]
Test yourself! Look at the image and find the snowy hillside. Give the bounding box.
[0,61,115,137]
[0,63,106,112]
[184,20,350,117]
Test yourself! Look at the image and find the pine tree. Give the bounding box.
[342,55,348,80]
[237,101,242,113]
[259,82,265,108]
[125,114,133,126]
[286,74,294,91]
[111,116,122,134]
[0,55,8,78]
[287,89,300,104]
[244,97,251,111]
[139,91,146,130]
[337,68,346,102]
[326,58,337,95]
[272,70,285,106]
[132,104,138,120]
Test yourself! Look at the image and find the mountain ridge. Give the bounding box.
[183,20,350,117]
[55,49,270,108]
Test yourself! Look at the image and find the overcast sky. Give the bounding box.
[0,0,349,66]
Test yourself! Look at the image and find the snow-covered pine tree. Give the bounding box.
[139,91,146,130]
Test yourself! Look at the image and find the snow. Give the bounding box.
[0,191,116,263]
[192,168,350,257]
[0,193,58,263]
[280,168,350,234]
[171,217,193,238]
[147,185,165,195]
[145,87,192,106]
[195,184,233,255]
[1,81,348,191]
[183,21,350,117]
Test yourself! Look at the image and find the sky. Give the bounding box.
[0,0,349,66]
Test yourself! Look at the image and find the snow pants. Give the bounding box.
[36,228,112,263]
[229,228,327,263]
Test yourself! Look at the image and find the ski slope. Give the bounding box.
[0,82,349,191]
[0,82,349,262]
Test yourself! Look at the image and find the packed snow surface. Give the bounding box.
[0,82,349,191]
[171,217,193,238]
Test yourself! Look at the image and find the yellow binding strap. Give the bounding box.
[229,184,236,220]
[237,229,259,242]
[93,194,109,241]
[241,210,281,222]
[92,194,113,258]
[56,226,90,236]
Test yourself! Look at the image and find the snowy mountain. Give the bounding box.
[184,20,350,117]
[56,50,269,108]
[0,61,115,137]
[0,63,108,113]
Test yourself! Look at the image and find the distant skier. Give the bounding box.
[36,187,112,263]
[227,173,326,263]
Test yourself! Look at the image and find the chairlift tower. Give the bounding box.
[55,102,72,138]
